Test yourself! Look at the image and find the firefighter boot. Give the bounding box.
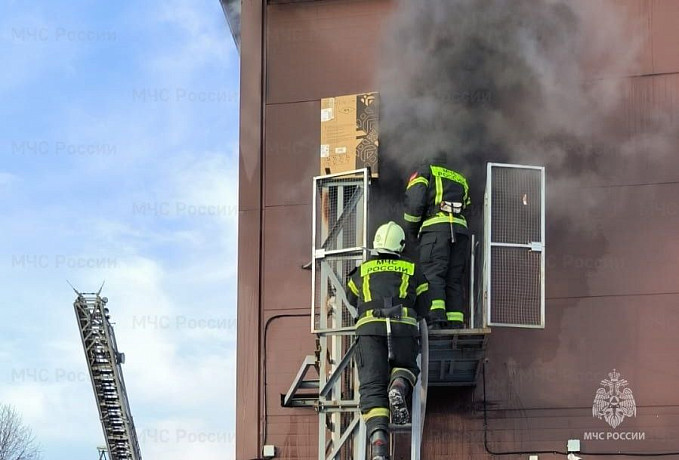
[370,430,390,460]
[388,377,411,425]
[427,309,447,330]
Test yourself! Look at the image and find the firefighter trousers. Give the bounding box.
[355,334,419,435]
[418,231,469,324]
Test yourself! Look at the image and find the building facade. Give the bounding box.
[233,1,679,459]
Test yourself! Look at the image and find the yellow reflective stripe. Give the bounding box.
[403,213,422,223]
[430,299,445,311]
[360,259,415,277]
[363,407,390,421]
[399,273,409,298]
[391,367,417,383]
[363,274,371,302]
[422,215,467,228]
[416,282,428,296]
[348,278,359,296]
[435,176,443,205]
[356,316,418,328]
[406,176,429,189]
[447,312,464,322]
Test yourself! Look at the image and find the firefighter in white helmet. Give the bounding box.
[346,221,430,460]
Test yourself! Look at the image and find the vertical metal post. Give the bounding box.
[540,167,546,327]
[355,421,366,460]
[485,163,493,325]
[311,176,319,333]
[353,173,369,460]
[409,321,428,460]
[469,234,475,329]
[331,185,345,457]
[315,178,328,459]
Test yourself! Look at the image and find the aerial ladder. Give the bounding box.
[72,287,142,460]
[283,163,546,460]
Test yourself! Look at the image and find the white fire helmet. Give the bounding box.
[372,221,406,255]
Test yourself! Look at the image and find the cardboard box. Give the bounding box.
[320,92,379,177]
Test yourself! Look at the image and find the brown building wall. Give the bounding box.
[237,0,263,458]
[237,1,679,459]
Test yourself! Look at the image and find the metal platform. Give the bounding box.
[427,328,491,387]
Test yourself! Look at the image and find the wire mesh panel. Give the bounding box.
[484,163,545,328]
[312,169,368,334]
[490,247,542,325]
[491,167,542,245]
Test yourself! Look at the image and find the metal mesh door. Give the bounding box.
[311,169,369,460]
[483,163,545,328]
[311,169,368,334]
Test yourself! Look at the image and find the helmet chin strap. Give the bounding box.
[374,249,401,256]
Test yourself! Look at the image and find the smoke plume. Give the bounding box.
[373,0,679,302]
[377,0,675,222]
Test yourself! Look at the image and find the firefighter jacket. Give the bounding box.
[403,163,471,237]
[346,254,429,336]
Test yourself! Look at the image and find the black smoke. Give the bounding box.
[372,0,677,222]
[370,0,678,316]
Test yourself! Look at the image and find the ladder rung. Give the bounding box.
[388,423,412,434]
[298,380,319,389]
[280,393,319,407]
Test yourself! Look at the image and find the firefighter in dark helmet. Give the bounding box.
[346,221,429,460]
[403,155,471,329]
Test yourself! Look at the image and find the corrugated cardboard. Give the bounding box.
[320,92,379,177]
